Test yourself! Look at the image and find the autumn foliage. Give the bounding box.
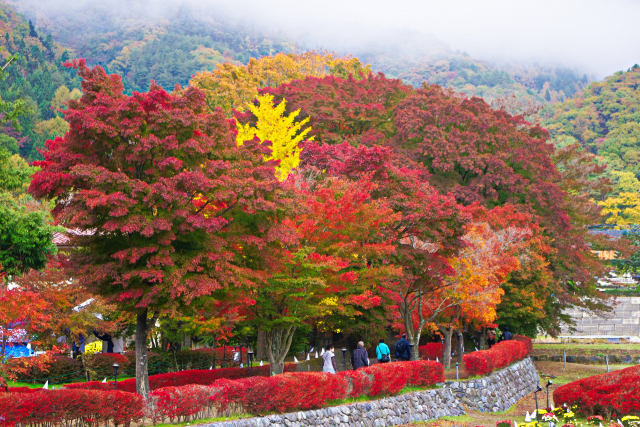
[462,340,530,376]
[0,389,145,427]
[553,364,640,417]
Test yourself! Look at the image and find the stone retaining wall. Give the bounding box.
[203,358,539,427]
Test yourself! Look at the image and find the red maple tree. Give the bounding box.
[29,60,282,396]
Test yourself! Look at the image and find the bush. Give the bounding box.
[553,365,640,417]
[336,370,372,397]
[82,353,130,381]
[173,347,246,370]
[210,372,349,415]
[405,360,445,386]
[122,351,162,376]
[513,335,533,353]
[0,389,144,426]
[145,360,446,418]
[360,362,411,396]
[150,384,217,423]
[462,340,529,376]
[65,363,298,393]
[6,355,84,384]
[418,342,444,360]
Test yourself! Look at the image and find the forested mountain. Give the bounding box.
[0,2,79,160]
[363,52,589,113]
[1,0,592,162]
[7,1,590,111]
[541,65,640,179]
[5,0,294,94]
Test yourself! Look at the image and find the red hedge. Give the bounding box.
[418,342,444,360]
[336,370,372,397]
[553,365,640,417]
[150,384,215,423]
[65,363,298,393]
[462,340,529,376]
[513,335,533,354]
[150,360,444,418]
[0,389,144,426]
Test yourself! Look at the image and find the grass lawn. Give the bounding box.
[8,375,135,389]
[534,343,640,351]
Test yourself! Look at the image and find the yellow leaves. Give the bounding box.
[320,296,338,307]
[190,52,371,115]
[236,93,314,181]
[599,171,640,228]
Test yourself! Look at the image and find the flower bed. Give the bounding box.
[419,342,444,360]
[553,364,640,417]
[0,389,144,426]
[462,340,529,376]
[64,363,298,393]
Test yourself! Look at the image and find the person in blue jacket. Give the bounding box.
[376,338,391,363]
[395,334,411,361]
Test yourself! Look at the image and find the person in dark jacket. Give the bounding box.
[351,341,369,369]
[395,334,411,361]
[502,327,513,341]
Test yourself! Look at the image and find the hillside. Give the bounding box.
[541,65,640,179]
[8,1,589,113]
[6,1,295,94]
[0,1,79,160]
[363,52,589,114]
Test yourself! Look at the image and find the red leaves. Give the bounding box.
[0,389,144,427]
[29,61,282,313]
[462,340,530,376]
[554,365,640,417]
[419,342,444,360]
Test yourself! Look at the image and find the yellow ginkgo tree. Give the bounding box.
[599,171,640,229]
[236,93,313,181]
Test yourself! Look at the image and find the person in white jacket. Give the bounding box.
[322,345,338,374]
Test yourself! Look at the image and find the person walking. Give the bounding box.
[376,339,391,363]
[487,329,496,348]
[395,334,411,361]
[351,341,370,369]
[322,345,338,374]
[502,327,513,341]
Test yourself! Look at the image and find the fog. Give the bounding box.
[12,0,640,77]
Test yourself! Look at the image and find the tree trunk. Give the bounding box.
[456,331,464,364]
[479,328,487,350]
[441,326,454,369]
[265,326,296,375]
[256,329,267,361]
[135,309,151,398]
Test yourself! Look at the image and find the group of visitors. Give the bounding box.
[487,327,512,348]
[321,334,414,374]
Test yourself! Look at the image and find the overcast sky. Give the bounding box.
[13,0,640,77]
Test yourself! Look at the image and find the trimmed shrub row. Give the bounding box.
[152,360,444,421]
[0,389,144,427]
[553,364,640,417]
[65,363,298,393]
[462,340,530,376]
[3,360,443,425]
